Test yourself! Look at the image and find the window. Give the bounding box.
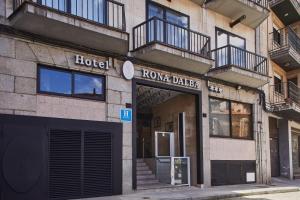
[38,66,105,101]
[209,98,230,137]
[274,73,283,94]
[273,27,281,45]
[231,102,252,139]
[216,28,246,67]
[40,0,106,24]
[147,2,189,49]
[40,68,72,95]
[209,97,253,139]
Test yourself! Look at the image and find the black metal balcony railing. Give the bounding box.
[13,0,126,31]
[270,26,300,54]
[269,0,300,8]
[133,17,211,59]
[211,45,268,75]
[269,81,300,107]
[248,0,269,9]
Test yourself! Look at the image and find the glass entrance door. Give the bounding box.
[155,131,174,157]
[155,132,174,184]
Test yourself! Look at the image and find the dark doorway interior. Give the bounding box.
[269,117,280,177]
[135,84,198,189]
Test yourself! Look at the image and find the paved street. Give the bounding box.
[226,191,300,200]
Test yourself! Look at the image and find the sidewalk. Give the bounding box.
[84,178,300,200]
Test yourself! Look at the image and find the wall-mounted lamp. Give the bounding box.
[237,85,242,90]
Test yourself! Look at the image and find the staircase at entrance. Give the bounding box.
[137,159,165,190]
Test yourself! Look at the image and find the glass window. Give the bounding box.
[216,28,246,68]
[39,66,105,101]
[274,74,283,94]
[209,98,230,137]
[39,68,72,94]
[147,2,189,49]
[231,102,252,139]
[209,97,253,139]
[74,74,104,99]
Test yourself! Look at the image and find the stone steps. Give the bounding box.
[136,159,160,188]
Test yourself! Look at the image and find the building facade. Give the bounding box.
[267,0,300,180]
[0,0,298,200]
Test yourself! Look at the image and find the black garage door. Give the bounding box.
[0,114,122,200]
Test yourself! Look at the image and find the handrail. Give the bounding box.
[132,17,211,59]
[248,0,269,9]
[211,45,268,75]
[269,81,300,106]
[13,0,126,31]
[269,26,300,54]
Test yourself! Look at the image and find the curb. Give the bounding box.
[157,187,300,200]
[193,187,300,200]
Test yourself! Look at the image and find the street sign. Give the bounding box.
[120,108,132,122]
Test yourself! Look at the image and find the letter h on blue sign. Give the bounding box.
[120,108,132,122]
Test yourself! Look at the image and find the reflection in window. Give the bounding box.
[209,98,230,137]
[231,103,252,139]
[216,29,246,68]
[41,0,106,24]
[38,66,105,101]
[209,97,253,139]
[147,2,189,49]
[40,68,72,94]
[74,74,104,98]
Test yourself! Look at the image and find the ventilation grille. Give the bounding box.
[49,129,113,200]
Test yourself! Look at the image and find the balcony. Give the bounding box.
[205,0,269,28]
[9,0,128,54]
[269,0,300,25]
[269,27,300,71]
[131,17,213,74]
[191,0,205,6]
[269,82,300,122]
[207,45,269,88]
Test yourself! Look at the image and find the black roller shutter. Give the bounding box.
[49,130,82,200]
[49,130,114,200]
[84,131,112,197]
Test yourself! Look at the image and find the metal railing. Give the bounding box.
[269,0,300,8]
[269,81,300,107]
[13,0,126,31]
[132,17,211,59]
[211,45,268,75]
[247,0,269,9]
[270,26,300,54]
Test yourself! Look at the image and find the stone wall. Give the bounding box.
[0,33,133,193]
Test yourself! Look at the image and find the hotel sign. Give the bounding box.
[142,69,200,89]
[75,55,109,70]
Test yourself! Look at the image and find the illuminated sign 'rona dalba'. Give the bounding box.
[142,69,200,89]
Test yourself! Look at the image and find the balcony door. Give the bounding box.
[147,2,189,50]
[216,28,246,67]
[40,0,106,24]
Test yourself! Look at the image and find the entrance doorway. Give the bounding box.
[134,81,200,190]
[269,117,280,177]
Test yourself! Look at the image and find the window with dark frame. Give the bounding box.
[147,1,189,49]
[215,28,246,68]
[274,75,283,94]
[38,66,105,101]
[209,97,253,139]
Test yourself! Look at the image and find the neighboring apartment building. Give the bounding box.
[267,0,300,180]
[0,0,297,200]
